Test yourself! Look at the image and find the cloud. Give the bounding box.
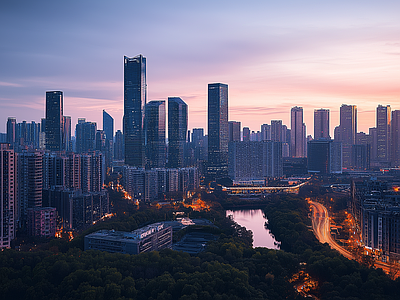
[0,81,22,87]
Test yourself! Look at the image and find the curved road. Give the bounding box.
[310,201,354,260]
[310,201,395,276]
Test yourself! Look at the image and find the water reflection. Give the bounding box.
[226,209,280,249]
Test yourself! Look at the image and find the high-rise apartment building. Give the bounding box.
[75,119,97,153]
[145,100,166,168]
[45,91,64,151]
[228,121,241,142]
[124,55,146,167]
[17,151,43,226]
[290,106,305,157]
[391,110,400,167]
[271,120,283,142]
[168,97,187,168]
[242,127,250,141]
[0,143,15,249]
[314,109,330,140]
[339,104,357,168]
[207,83,228,181]
[228,141,283,181]
[63,116,71,152]
[261,124,271,141]
[376,105,391,165]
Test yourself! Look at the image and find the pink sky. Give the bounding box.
[1,1,400,137]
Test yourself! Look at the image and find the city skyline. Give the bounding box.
[1,1,400,135]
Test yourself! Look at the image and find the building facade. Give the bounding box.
[45,91,64,151]
[84,223,172,254]
[376,105,391,166]
[0,144,15,249]
[314,109,330,140]
[228,141,283,181]
[168,97,187,168]
[290,106,305,157]
[207,83,228,181]
[124,55,146,167]
[27,207,56,237]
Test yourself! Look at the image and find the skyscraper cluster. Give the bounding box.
[3,52,400,249]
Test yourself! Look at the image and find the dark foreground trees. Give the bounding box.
[1,191,400,300]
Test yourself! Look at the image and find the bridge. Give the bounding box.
[222,181,308,195]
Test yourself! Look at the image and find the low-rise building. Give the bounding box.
[84,222,172,254]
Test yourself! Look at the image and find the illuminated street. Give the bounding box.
[310,201,397,277]
[310,201,354,260]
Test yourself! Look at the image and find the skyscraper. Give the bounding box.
[45,91,64,151]
[376,105,391,164]
[145,100,166,168]
[6,117,16,148]
[168,97,187,168]
[391,110,400,167]
[124,55,146,167]
[314,109,330,140]
[290,106,305,157]
[207,83,228,180]
[339,104,357,168]
[103,110,114,142]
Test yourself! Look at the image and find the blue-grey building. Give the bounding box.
[75,119,97,154]
[124,55,146,167]
[45,91,64,151]
[145,100,166,168]
[168,97,187,168]
[207,83,228,181]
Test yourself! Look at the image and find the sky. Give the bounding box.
[1,0,400,137]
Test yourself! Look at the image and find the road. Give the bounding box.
[309,201,396,276]
[310,201,354,260]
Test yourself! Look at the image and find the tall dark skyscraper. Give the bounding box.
[339,104,357,168]
[103,110,114,142]
[6,117,16,147]
[168,97,187,168]
[207,83,228,180]
[376,104,391,164]
[290,106,305,157]
[314,109,330,140]
[45,91,64,151]
[124,55,146,167]
[145,100,166,168]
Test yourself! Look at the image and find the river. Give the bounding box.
[226,209,280,249]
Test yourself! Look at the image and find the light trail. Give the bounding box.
[309,201,397,277]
